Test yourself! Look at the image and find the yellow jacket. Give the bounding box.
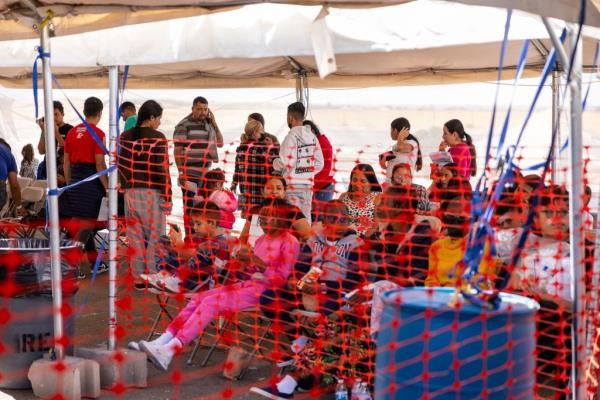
[425,236,495,287]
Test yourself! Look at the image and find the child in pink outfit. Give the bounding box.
[138,201,300,371]
[194,169,238,230]
[209,189,237,230]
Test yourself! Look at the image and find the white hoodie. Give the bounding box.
[273,125,324,187]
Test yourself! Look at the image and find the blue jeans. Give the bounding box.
[313,183,335,222]
[286,186,314,225]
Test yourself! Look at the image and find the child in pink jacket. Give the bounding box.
[194,169,238,230]
[138,200,300,371]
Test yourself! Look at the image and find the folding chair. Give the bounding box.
[21,186,45,216]
[16,176,33,189]
[146,287,197,341]
[187,307,274,381]
[30,180,47,189]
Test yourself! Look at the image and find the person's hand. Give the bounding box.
[251,272,267,282]
[57,174,66,187]
[37,117,45,131]
[236,245,253,263]
[207,109,216,125]
[160,200,172,214]
[301,281,320,295]
[439,141,447,151]
[347,289,370,307]
[230,183,237,193]
[397,127,410,142]
[168,224,182,244]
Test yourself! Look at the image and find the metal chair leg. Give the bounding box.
[147,295,171,340]
[238,318,272,380]
[201,318,231,367]
[186,338,202,365]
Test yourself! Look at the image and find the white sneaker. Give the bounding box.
[140,271,172,291]
[160,275,182,293]
[127,341,140,351]
[139,341,173,371]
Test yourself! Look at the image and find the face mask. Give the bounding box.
[442,214,469,238]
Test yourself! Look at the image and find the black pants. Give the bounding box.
[536,299,572,399]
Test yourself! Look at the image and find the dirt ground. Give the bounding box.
[2,271,332,400]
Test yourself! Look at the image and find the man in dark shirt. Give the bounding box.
[37,101,73,179]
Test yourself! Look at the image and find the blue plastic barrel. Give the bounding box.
[375,287,539,400]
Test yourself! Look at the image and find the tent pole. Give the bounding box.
[295,72,305,104]
[542,18,570,68]
[566,24,586,400]
[40,16,64,361]
[107,65,119,351]
[551,69,561,182]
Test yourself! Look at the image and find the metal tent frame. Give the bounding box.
[27,2,589,397]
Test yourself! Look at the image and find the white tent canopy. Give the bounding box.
[0,1,598,88]
[0,0,599,40]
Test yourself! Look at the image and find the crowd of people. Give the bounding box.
[0,95,594,399]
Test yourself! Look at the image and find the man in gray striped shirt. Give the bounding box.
[174,96,224,232]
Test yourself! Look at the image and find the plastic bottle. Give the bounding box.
[359,382,372,400]
[335,379,348,400]
[351,378,362,400]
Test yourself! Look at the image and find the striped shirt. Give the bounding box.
[173,114,219,178]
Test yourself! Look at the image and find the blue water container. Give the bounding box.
[375,287,539,400]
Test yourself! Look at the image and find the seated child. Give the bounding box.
[495,185,579,398]
[253,200,363,399]
[195,169,237,230]
[425,194,495,287]
[140,201,234,293]
[133,202,300,371]
[365,185,438,286]
[240,175,312,245]
[390,163,433,215]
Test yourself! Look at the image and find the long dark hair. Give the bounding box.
[303,120,322,137]
[444,119,476,177]
[133,100,163,140]
[348,163,382,193]
[391,117,422,172]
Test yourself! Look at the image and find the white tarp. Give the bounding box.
[0,0,599,39]
[0,1,598,88]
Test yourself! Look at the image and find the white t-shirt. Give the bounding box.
[496,228,572,302]
[247,214,264,247]
[385,139,418,183]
